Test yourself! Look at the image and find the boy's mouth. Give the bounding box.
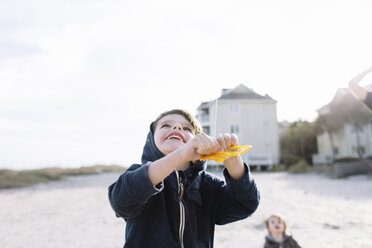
[165,132,186,143]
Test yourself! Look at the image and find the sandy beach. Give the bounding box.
[0,170,371,248]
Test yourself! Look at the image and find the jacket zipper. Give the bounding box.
[176,171,185,248]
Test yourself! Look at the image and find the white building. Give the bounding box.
[196,84,280,170]
[314,88,372,164]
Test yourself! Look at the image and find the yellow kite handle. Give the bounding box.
[199,145,252,163]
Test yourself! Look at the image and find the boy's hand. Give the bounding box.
[180,132,245,180]
[182,133,221,162]
[217,133,245,179]
[216,133,239,151]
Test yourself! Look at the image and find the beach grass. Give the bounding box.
[0,165,126,189]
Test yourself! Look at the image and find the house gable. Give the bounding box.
[218,83,274,100]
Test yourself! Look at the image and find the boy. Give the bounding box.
[108,109,260,248]
[264,214,301,248]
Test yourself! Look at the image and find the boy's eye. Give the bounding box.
[161,124,170,128]
[183,127,192,132]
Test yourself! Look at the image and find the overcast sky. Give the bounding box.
[1,0,372,169]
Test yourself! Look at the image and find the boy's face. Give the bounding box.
[267,216,285,236]
[154,114,194,155]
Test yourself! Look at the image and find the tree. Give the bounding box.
[280,120,318,165]
[314,113,338,161]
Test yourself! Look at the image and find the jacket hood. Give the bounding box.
[141,122,165,164]
[141,122,206,172]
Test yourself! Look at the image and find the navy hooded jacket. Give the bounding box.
[108,124,260,248]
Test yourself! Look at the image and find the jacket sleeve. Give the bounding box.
[214,163,260,225]
[108,162,164,219]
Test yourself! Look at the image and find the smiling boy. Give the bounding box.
[108,109,260,248]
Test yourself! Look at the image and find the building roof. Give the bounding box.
[218,84,274,100]
[197,84,276,110]
[318,83,372,114]
[317,88,350,114]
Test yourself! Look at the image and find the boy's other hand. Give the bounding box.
[216,133,245,179]
[216,133,239,151]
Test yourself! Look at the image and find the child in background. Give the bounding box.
[264,214,301,248]
[108,109,260,248]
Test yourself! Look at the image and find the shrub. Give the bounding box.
[280,153,302,167]
[0,165,126,189]
[288,159,309,173]
[334,157,360,163]
[273,164,287,172]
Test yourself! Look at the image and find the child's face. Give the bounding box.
[267,216,285,236]
[154,114,195,155]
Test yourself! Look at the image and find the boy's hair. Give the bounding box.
[152,109,202,134]
[265,214,287,234]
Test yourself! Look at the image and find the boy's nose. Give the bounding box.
[173,124,183,130]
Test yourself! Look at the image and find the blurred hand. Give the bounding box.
[216,133,239,151]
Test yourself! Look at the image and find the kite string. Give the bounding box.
[214,99,218,137]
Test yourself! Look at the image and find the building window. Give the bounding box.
[352,146,366,154]
[333,147,339,155]
[201,108,209,115]
[200,108,210,122]
[230,103,239,113]
[351,125,364,134]
[203,126,210,135]
[352,146,365,154]
[359,146,365,154]
[230,124,239,134]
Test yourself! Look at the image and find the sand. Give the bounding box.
[0,171,371,248]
